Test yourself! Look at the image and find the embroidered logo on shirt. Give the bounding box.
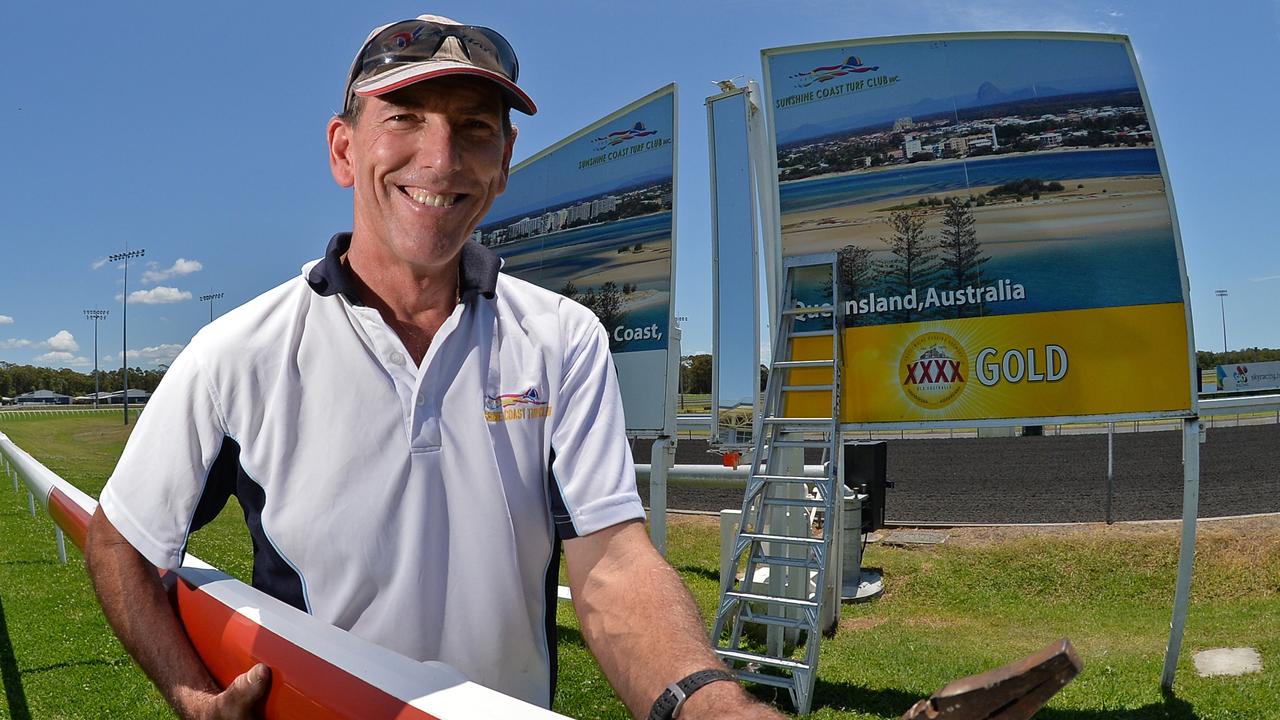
[484,386,551,422]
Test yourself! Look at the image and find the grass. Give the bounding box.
[2,413,1279,719]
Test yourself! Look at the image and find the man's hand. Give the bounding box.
[85,507,273,720]
[177,664,272,720]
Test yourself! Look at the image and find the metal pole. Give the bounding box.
[1106,422,1115,525]
[55,526,67,564]
[27,490,36,517]
[110,248,144,425]
[200,292,224,324]
[1215,289,1228,354]
[648,436,674,556]
[1162,417,1201,690]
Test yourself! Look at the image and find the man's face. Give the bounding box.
[328,76,516,273]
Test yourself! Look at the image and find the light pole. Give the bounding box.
[109,247,145,425]
[199,292,224,323]
[1215,289,1228,354]
[83,309,109,408]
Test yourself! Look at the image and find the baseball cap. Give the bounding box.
[343,14,537,115]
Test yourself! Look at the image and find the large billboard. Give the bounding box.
[479,85,677,434]
[763,33,1195,425]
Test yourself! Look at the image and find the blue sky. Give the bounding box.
[1,0,1277,371]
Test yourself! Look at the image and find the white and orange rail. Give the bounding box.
[0,431,567,719]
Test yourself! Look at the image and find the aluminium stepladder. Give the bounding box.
[711,254,844,715]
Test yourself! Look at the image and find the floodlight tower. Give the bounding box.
[1215,289,1228,354]
[83,309,110,408]
[199,292,225,323]
[109,247,145,425]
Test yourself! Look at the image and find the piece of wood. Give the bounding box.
[901,638,1082,720]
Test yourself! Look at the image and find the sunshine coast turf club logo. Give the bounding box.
[900,332,968,410]
[791,55,880,87]
[593,121,657,148]
[484,386,551,422]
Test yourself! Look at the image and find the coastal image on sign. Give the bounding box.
[765,34,1192,423]
[479,85,676,432]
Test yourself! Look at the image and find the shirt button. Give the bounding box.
[388,351,406,366]
[416,394,426,407]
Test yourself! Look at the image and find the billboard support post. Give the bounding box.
[648,437,675,556]
[1162,417,1201,690]
[1106,423,1115,525]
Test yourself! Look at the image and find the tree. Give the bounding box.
[558,280,579,301]
[593,282,625,334]
[880,210,938,322]
[680,354,713,394]
[936,200,990,317]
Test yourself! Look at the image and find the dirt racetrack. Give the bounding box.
[631,423,1280,524]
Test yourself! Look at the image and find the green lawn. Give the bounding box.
[2,412,1278,719]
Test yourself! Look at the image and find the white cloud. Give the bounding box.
[142,258,203,284]
[102,343,186,367]
[46,330,80,352]
[91,257,108,270]
[0,338,33,349]
[127,287,193,305]
[33,351,91,368]
[1250,274,1280,283]
[0,315,12,325]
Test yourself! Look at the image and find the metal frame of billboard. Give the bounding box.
[760,31,1203,692]
[760,31,1199,429]
[505,84,680,441]
[707,85,761,450]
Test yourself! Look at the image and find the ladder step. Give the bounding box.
[773,359,833,369]
[740,610,813,630]
[767,440,832,449]
[763,416,831,425]
[790,329,835,338]
[782,384,833,392]
[716,648,811,671]
[752,474,820,483]
[750,553,821,570]
[759,496,825,509]
[740,532,824,546]
[731,668,801,690]
[725,590,819,609]
[781,305,834,316]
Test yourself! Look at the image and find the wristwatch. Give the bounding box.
[647,668,738,720]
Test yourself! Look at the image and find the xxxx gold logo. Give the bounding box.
[900,332,968,409]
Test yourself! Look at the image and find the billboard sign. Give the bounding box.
[479,85,677,434]
[763,33,1195,424]
[1216,361,1280,393]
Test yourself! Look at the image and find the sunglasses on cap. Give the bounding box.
[344,19,522,112]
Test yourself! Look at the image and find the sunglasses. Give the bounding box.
[345,19,521,111]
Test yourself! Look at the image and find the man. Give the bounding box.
[85,14,782,720]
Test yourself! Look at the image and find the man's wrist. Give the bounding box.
[674,679,782,719]
[648,669,738,720]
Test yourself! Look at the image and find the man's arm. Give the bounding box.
[564,519,783,720]
[85,506,270,719]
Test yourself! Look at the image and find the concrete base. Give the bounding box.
[1193,647,1262,677]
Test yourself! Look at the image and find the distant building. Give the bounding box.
[892,116,915,133]
[102,389,150,405]
[16,389,71,405]
[903,135,923,159]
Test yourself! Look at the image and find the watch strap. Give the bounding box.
[647,668,738,720]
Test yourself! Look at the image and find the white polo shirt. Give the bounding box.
[99,233,645,707]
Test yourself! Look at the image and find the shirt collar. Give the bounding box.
[306,232,500,304]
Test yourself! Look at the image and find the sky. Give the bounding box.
[1,0,1277,373]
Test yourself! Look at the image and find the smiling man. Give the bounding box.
[84,13,780,720]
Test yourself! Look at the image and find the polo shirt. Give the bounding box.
[99,233,646,707]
